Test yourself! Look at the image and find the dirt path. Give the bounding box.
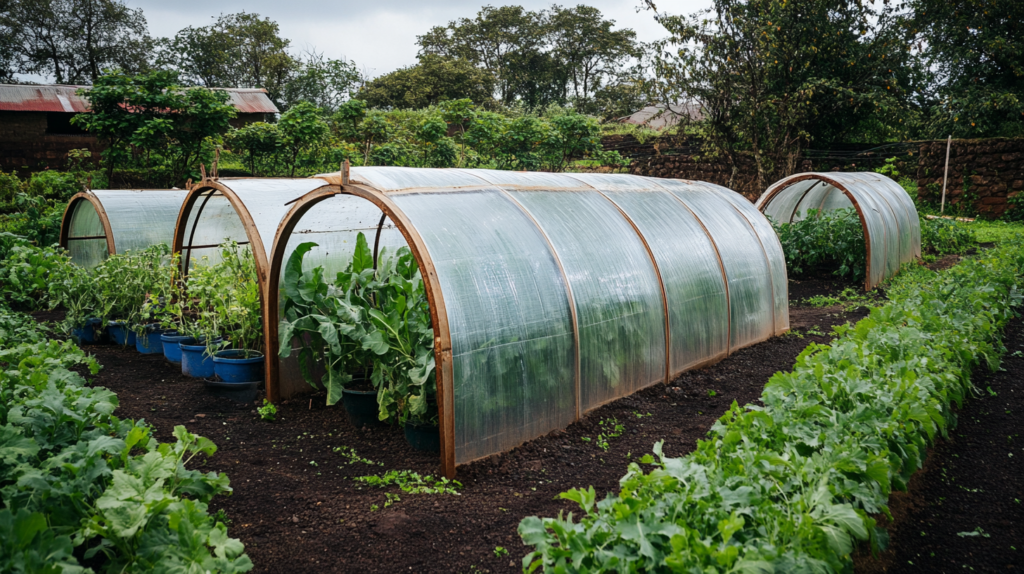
[69,280,867,574]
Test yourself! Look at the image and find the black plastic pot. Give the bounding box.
[404,420,440,452]
[342,385,382,429]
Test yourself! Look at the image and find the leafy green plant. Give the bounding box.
[519,240,1024,573]
[279,234,435,423]
[772,207,866,280]
[354,470,461,495]
[257,400,277,422]
[920,216,976,255]
[0,307,252,573]
[188,243,263,356]
[594,417,625,452]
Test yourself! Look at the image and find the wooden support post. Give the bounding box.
[941,135,952,214]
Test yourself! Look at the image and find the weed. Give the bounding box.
[355,470,462,495]
[258,399,277,421]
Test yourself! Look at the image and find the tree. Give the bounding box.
[282,50,361,113]
[643,0,919,193]
[277,101,329,177]
[909,0,1024,138]
[160,12,297,104]
[12,0,151,84]
[224,122,282,176]
[0,0,21,82]
[418,5,551,106]
[73,70,236,184]
[359,55,496,110]
[547,5,638,108]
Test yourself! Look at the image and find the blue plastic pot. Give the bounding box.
[404,421,440,452]
[160,331,190,364]
[72,318,105,345]
[107,321,137,347]
[136,324,164,354]
[179,338,221,378]
[212,350,264,383]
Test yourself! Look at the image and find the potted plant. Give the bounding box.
[204,243,264,383]
[93,244,169,348]
[280,233,436,443]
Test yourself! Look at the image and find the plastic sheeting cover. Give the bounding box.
[181,179,329,266]
[94,190,187,255]
[391,188,577,463]
[66,197,107,268]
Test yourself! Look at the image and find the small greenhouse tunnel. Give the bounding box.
[60,189,189,268]
[266,167,789,477]
[756,172,921,290]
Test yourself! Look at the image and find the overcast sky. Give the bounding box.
[127,0,711,78]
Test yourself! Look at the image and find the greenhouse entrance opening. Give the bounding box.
[756,172,921,290]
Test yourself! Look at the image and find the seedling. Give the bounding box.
[333,445,383,466]
[957,527,991,538]
[707,389,717,397]
[258,399,277,421]
[355,470,462,495]
[494,547,509,558]
[594,417,625,451]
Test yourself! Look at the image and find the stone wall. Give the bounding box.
[627,153,811,201]
[915,138,1024,218]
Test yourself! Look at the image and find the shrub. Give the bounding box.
[920,216,975,254]
[772,207,866,280]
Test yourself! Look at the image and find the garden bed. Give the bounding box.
[65,281,865,573]
[855,314,1024,573]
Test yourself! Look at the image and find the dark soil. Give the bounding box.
[854,315,1024,573]
[61,279,868,574]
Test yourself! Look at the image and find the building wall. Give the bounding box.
[0,111,101,172]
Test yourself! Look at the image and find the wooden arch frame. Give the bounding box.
[59,191,116,255]
[265,184,456,478]
[757,173,915,291]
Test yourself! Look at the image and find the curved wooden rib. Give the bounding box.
[60,191,116,256]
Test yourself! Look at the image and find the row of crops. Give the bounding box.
[517,241,1024,572]
[0,306,252,572]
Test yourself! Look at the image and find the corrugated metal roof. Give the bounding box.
[0,84,279,114]
[618,103,703,129]
[0,84,92,112]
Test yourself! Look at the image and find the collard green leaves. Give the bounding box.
[0,306,251,574]
[279,234,436,423]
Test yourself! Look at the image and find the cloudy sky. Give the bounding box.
[128,0,711,78]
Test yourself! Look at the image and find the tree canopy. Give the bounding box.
[909,0,1024,138]
[358,55,496,110]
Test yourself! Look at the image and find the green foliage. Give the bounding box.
[159,11,297,106]
[519,241,1024,573]
[0,307,252,573]
[970,220,1024,244]
[359,55,497,110]
[417,4,637,113]
[175,243,263,355]
[354,470,461,495]
[772,208,866,280]
[279,234,435,423]
[920,217,976,255]
[277,102,330,177]
[73,70,236,186]
[224,122,283,177]
[257,400,277,422]
[910,0,1024,138]
[643,0,921,189]
[0,243,79,308]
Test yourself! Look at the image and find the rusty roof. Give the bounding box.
[0,84,279,114]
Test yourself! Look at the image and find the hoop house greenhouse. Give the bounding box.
[59,189,189,268]
[262,167,789,477]
[756,172,921,290]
